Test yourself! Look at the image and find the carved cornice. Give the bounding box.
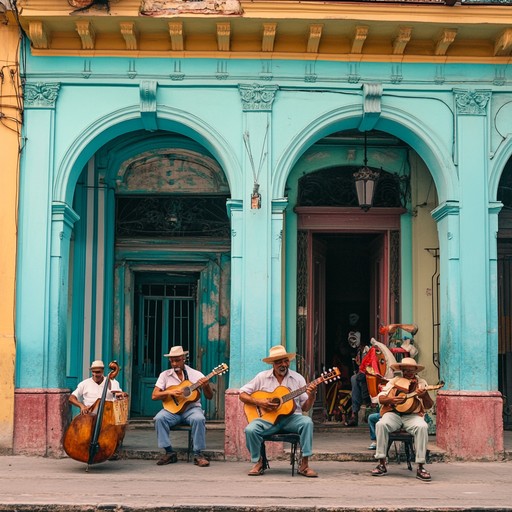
[351,26,369,54]
[140,80,158,131]
[238,83,278,112]
[24,82,61,108]
[454,89,491,115]
[16,1,512,63]
[393,26,412,55]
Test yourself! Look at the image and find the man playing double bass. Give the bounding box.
[69,360,127,414]
[371,357,434,481]
[239,345,319,477]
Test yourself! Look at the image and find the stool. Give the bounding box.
[386,430,414,470]
[260,433,301,476]
[171,424,193,462]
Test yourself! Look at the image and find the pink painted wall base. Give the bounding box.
[436,391,504,460]
[13,389,70,457]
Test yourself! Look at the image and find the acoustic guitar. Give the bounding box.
[163,363,228,414]
[390,381,445,414]
[244,367,341,425]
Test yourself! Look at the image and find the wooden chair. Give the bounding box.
[260,433,301,476]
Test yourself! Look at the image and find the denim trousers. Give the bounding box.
[244,413,314,463]
[154,405,206,454]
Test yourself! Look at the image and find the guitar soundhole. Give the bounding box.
[182,387,192,398]
[270,398,281,406]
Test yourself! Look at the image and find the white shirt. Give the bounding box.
[239,368,308,414]
[155,365,206,409]
[72,377,122,407]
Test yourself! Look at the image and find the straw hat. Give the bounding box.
[390,357,424,372]
[89,360,105,369]
[262,345,296,364]
[163,346,189,358]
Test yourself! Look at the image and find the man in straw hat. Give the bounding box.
[239,345,319,477]
[152,345,213,467]
[69,360,127,413]
[371,357,434,481]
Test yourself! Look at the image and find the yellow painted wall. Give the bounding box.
[0,13,21,453]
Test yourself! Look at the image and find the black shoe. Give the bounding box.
[157,451,178,465]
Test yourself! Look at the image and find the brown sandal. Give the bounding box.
[371,463,387,476]
[248,461,264,476]
[416,467,431,481]
[298,466,318,478]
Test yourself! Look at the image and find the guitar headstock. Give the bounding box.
[321,367,341,383]
[213,363,229,376]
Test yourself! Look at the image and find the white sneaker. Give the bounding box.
[368,442,376,450]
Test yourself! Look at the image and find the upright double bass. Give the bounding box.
[63,361,128,469]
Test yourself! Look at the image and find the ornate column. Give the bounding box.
[224,84,279,460]
[14,82,74,456]
[434,90,503,460]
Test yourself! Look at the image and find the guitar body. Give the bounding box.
[244,386,296,424]
[163,380,200,414]
[393,391,420,414]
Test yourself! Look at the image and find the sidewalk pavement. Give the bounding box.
[1,425,511,511]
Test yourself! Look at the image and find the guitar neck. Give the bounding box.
[188,371,216,393]
[405,384,442,399]
[281,375,325,404]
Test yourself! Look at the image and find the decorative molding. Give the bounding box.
[217,22,231,51]
[262,23,276,52]
[238,83,278,112]
[393,26,412,55]
[140,0,242,16]
[168,21,184,51]
[454,89,491,116]
[139,80,158,131]
[75,21,95,50]
[24,82,61,109]
[351,26,368,54]
[52,202,80,232]
[431,200,460,222]
[120,22,138,51]
[494,28,512,56]
[307,24,323,53]
[435,28,457,56]
[359,82,382,132]
[28,21,49,49]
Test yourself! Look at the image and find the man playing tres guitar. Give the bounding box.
[239,345,321,478]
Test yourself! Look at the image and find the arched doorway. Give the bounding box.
[68,131,231,420]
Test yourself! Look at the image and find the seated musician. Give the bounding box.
[152,345,213,467]
[371,357,434,481]
[238,345,318,477]
[69,360,127,414]
[68,360,128,460]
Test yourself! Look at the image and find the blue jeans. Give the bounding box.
[244,414,314,463]
[350,372,368,414]
[154,406,206,454]
[368,412,380,441]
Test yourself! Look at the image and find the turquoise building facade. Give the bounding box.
[12,0,512,459]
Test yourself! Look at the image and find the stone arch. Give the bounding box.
[272,103,457,203]
[54,105,241,205]
[489,135,512,202]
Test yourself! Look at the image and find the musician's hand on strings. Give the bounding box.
[259,398,280,411]
[306,382,318,398]
[79,404,91,415]
[168,387,184,398]
[197,377,209,389]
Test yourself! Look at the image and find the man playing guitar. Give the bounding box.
[239,345,319,477]
[371,357,435,481]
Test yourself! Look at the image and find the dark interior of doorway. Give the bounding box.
[320,233,379,388]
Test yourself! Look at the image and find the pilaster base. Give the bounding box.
[224,389,285,461]
[436,391,503,460]
[14,388,71,457]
